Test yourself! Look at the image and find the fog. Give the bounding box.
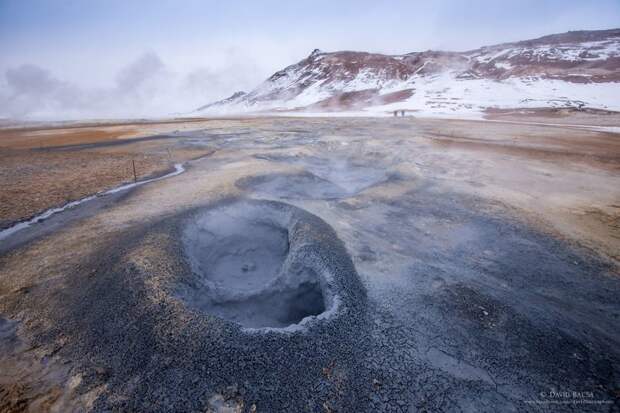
[0,51,267,120]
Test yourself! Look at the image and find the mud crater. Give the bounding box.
[237,155,393,199]
[180,200,342,329]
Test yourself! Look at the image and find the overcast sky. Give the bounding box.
[1,0,619,119]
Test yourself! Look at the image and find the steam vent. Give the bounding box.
[179,199,365,330]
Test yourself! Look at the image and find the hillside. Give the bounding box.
[196,29,620,117]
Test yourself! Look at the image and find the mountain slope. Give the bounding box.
[196,29,620,117]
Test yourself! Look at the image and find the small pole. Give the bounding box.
[132,160,137,183]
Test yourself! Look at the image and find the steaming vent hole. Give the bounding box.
[180,202,328,329]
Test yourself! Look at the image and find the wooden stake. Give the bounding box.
[132,160,137,183]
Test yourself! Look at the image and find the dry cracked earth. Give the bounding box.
[1,115,620,412]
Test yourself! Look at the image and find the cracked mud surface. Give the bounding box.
[1,116,619,411]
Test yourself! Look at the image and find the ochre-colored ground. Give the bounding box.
[1,113,619,411]
[1,113,619,263]
[484,106,620,126]
[0,120,216,228]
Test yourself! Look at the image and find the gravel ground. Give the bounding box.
[0,116,619,412]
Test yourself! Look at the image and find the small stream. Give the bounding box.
[0,163,185,243]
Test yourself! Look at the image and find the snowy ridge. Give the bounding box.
[196,29,620,117]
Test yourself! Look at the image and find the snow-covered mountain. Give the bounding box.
[196,29,620,117]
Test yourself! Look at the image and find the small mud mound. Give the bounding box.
[180,200,359,330]
[236,160,391,200]
[236,172,347,200]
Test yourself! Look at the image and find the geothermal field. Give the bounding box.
[0,111,619,411]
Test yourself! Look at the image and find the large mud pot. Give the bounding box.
[0,198,369,412]
[181,201,335,329]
